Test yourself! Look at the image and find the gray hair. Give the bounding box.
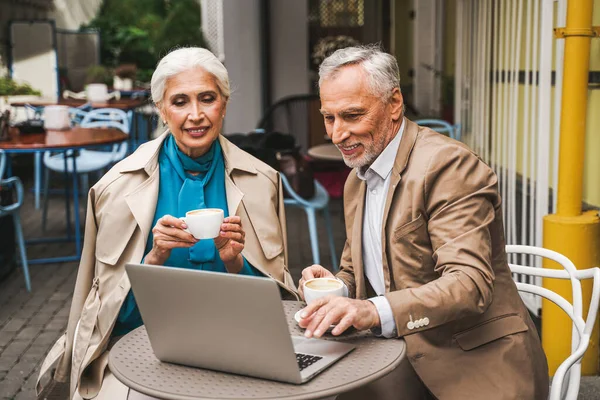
[318,44,400,101]
[151,47,230,104]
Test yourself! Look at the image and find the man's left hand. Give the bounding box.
[299,296,380,338]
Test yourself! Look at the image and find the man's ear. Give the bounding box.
[389,89,403,121]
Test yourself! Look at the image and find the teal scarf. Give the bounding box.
[113,135,259,336]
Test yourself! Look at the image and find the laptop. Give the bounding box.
[125,263,355,384]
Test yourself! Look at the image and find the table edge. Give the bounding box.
[108,332,406,400]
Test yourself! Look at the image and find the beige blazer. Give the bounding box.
[337,119,549,399]
[36,132,299,399]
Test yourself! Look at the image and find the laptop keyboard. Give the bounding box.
[295,353,323,371]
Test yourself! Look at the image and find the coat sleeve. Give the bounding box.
[36,188,99,396]
[385,144,499,337]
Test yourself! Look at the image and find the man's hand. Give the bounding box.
[299,296,381,338]
[298,265,335,300]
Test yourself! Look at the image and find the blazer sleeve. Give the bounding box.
[385,144,499,337]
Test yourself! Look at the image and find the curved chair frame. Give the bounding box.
[506,244,600,400]
[414,119,460,141]
[280,174,338,270]
[0,150,30,291]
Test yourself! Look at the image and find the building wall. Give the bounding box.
[0,1,53,75]
[269,0,310,103]
[221,0,263,134]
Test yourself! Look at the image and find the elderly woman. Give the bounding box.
[36,47,298,399]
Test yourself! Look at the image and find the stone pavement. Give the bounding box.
[1,158,600,399]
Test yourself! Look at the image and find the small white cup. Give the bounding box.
[43,105,71,130]
[303,278,346,305]
[86,83,109,103]
[180,208,224,239]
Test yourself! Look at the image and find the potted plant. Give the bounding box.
[0,75,42,114]
[114,63,137,91]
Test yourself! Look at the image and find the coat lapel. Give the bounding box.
[352,181,367,299]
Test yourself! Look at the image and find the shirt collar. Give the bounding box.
[357,119,406,181]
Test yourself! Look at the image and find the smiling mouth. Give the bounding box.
[185,127,210,136]
[338,143,361,155]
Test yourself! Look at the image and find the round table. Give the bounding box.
[0,126,128,264]
[307,143,343,162]
[108,301,406,400]
[10,97,147,110]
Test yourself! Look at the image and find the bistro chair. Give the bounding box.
[256,94,324,151]
[41,108,132,230]
[0,150,31,291]
[281,174,338,271]
[506,244,600,400]
[415,119,460,141]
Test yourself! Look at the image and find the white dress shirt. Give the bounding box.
[355,120,405,338]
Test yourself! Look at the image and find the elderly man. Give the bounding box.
[298,45,549,399]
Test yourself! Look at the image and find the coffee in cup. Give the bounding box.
[303,277,345,305]
[179,208,224,239]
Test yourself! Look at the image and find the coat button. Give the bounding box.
[407,321,415,330]
[423,317,430,326]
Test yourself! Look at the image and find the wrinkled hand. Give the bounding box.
[298,265,335,300]
[214,216,245,271]
[299,296,380,338]
[145,215,198,265]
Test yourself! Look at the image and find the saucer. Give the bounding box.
[294,310,335,332]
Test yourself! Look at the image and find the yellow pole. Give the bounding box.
[543,0,600,376]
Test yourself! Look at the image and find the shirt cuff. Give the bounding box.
[368,296,397,338]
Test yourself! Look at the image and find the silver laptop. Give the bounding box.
[125,263,355,384]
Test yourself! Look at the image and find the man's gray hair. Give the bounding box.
[151,47,230,105]
[318,44,400,102]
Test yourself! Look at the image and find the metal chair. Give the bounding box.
[0,150,31,291]
[415,119,460,141]
[41,108,132,230]
[256,94,324,151]
[506,244,600,400]
[280,174,338,271]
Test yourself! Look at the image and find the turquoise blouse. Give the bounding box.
[113,136,260,336]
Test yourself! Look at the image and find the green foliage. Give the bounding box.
[83,0,207,79]
[84,65,113,85]
[0,76,41,96]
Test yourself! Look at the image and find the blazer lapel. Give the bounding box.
[380,118,420,291]
[352,181,367,299]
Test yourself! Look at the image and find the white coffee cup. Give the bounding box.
[86,83,109,103]
[43,105,70,130]
[303,277,346,305]
[180,208,224,239]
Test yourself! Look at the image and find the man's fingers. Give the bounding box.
[331,314,354,336]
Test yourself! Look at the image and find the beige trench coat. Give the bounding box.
[36,132,299,399]
[337,119,549,400]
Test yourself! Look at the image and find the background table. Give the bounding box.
[307,143,343,162]
[0,127,128,264]
[109,301,406,400]
[10,98,147,110]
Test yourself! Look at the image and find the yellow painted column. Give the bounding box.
[542,0,600,376]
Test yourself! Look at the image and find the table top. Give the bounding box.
[109,301,406,400]
[0,127,128,152]
[307,143,343,162]
[10,97,147,110]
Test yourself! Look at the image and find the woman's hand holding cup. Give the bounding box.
[214,216,246,272]
[145,215,198,265]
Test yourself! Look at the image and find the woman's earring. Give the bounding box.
[162,120,166,124]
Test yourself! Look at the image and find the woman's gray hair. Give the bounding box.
[151,47,230,104]
[318,44,400,102]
